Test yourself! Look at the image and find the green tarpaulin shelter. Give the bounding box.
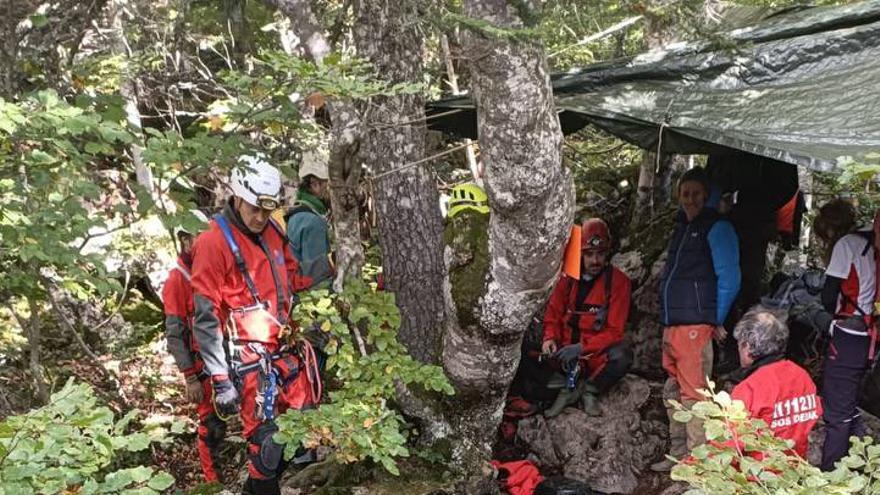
[427,1,880,171]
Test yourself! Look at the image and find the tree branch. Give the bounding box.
[43,282,104,367]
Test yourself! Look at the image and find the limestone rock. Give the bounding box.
[627,257,668,378]
[611,251,645,283]
[517,375,667,494]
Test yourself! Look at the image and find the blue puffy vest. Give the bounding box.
[660,208,720,326]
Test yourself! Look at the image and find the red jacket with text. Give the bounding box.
[190,203,311,379]
[731,359,822,457]
[543,266,631,374]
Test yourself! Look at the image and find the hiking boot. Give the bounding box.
[650,457,677,472]
[546,373,567,389]
[545,388,580,417]
[580,391,601,416]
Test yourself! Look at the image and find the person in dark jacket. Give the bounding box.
[811,199,876,471]
[651,167,741,472]
[287,149,332,288]
[542,218,633,417]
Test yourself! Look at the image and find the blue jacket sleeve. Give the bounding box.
[708,220,741,324]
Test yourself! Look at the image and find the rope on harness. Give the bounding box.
[300,339,323,404]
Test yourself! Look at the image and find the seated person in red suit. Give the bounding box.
[542,218,633,417]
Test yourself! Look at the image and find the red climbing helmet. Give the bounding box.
[581,218,611,253]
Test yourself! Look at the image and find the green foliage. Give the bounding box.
[670,388,880,494]
[440,11,542,42]
[837,155,880,194]
[0,379,174,494]
[275,279,454,475]
[0,91,135,301]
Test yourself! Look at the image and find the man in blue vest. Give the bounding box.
[651,167,741,472]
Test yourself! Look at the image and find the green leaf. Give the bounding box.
[30,14,49,28]
[146,472,174,490]
[123,432,152,452]
[29,149,56,165]
[378,456,400,476]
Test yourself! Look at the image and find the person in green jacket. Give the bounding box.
[286,149,332,287]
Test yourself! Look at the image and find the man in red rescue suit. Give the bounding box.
[191,155,318,495]
[542,218,633,417]
[730,308,821,458]
[163,225,226,483]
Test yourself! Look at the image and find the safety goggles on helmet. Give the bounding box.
[256,194,280,211]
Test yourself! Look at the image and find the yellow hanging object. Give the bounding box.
[448,183,489,218]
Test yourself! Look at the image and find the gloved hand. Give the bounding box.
[185,374,204,404]
[553,343,583,365]
[212,377,239,417]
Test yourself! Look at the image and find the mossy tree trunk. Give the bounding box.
[440,0,574,472]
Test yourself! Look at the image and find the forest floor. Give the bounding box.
[45,334,680,495]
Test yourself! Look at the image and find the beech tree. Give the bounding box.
[333,0,574,472]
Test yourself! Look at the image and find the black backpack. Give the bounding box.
[535,477,592,495]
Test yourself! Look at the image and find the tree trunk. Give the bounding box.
[0,0,21,99]
[631,14,678,225]
[224,0,250,66]
[26,298,49,404]
[261,0,331,60]
[440,33,480,182]
[352,0,447,365]
[327,100,366,292]
[261,0,366,290]
[109,0,154,197]
[442,0,574,471]
[10,300,49,404]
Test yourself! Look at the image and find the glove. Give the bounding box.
[185,374,204,404]
[553,343,583,365]
[212,378,239,417]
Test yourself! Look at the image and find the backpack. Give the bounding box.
[859,212,880,416]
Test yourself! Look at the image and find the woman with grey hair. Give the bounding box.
[730,308,821,457]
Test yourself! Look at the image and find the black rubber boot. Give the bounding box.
[242,476,281,495]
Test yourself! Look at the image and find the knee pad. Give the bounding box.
[248,421,285,478]
[203,413,227,449]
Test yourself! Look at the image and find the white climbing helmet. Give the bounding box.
[230,154,282,210]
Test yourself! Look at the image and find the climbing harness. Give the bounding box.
[211,213,323,420]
